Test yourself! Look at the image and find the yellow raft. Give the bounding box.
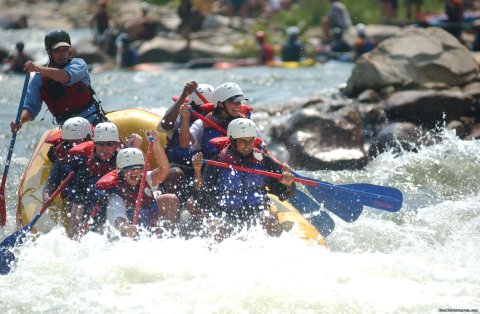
[16,108,327,247]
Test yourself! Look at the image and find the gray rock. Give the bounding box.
[345,27,479,96]
[385,89,473,127]
[368,122,433,157]
[283,106,367,170]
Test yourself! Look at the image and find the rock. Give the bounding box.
[283,106,367,170]
[345,27,479,96]
[137,35,228,63]
[73,38,110,64]
[385,89,473,127]
[0,14,27,29]
[368,122,433,157]
[357,89,381,103]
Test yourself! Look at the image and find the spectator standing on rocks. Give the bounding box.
[90,0,112,52]
[225,0,249,28]
[445,0,464,40]
[379,0,397,24]
[405,0,424,21]
[322,0,352,44]
[178,0,210,49]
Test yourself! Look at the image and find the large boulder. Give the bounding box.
[344,27,479,96]
[282,106,368,171]
[385,89,474,127]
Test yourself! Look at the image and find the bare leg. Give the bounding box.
[156,193,180,233]
[162,167,185,195]
[69,203,86,240]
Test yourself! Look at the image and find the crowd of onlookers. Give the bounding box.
[3,0,480,73]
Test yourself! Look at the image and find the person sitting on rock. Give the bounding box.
[123,2,160,41]
[2,41,31,74]
[115,33,140,68]
[281,26,305,62]
[353,23,376,59]
[255,30,275,65]
[322,0,352,44]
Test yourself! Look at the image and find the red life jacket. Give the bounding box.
[39,75,93,121]
[69,141,116,178]
[96,170,153,209]
[218,145,265,167]
[209,137,264,151]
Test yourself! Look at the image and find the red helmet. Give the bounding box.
[256,31,266,42]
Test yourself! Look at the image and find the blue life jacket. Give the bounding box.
[215,147,269,219]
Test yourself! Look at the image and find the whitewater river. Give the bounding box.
[0,29,479,313]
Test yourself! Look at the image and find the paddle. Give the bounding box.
[289,190,335,237]
[0,74,30,227]
[0,171,74,275]
[132,134,155,225]
[204,159,403,221]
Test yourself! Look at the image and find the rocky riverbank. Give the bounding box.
[1,0,479,171]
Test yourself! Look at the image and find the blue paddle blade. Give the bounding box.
[0,221,34,275]
[0,248,16,275]
[289,190,335,237]
[339,183,403,212]
[306,185,364,222]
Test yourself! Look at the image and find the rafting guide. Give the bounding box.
[10,29,106,134]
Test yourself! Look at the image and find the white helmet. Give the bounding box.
[212,82,248,106]
[227,118,259,139]
[286,26,300,37]
[61,117,92,140]
[356,23,366,37]
[116,148,145,170]
[94,122,120,143]
[190,84,214,105]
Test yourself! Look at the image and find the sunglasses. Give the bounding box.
[95,141,117,147]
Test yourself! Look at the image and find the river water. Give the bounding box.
[0,29,479,313]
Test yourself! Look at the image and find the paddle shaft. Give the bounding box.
[204,159,315,185]
[0,74,30,227]
[194,89,210,104]
[31,172,75,227]
[133,139,154,225]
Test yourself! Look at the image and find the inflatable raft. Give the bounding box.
[15,108,327,247]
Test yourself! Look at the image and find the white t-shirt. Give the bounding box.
[188,119,205,151]
[106,170,157,226]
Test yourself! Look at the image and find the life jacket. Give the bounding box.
[70,141,117,180]
[215,146,269,218]
[96,170,157,227]
[39,66,94,123]
[209,136,264,151]
[261,43,275,63]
